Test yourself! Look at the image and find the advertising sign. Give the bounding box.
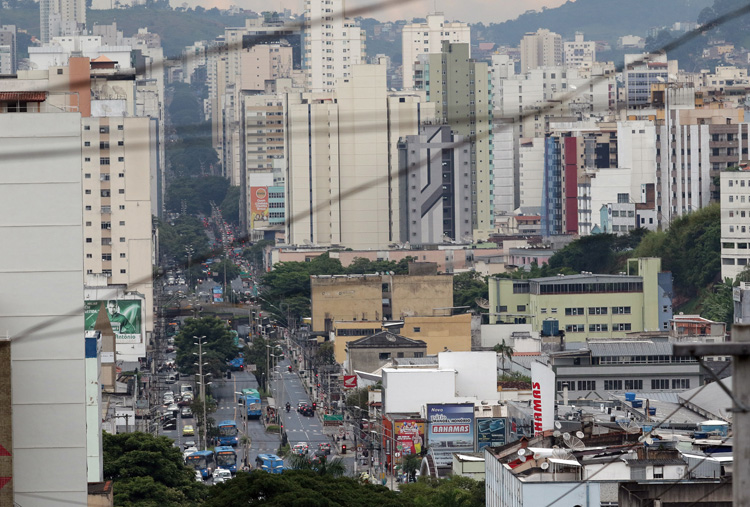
[426,403,475,467]
[394,420,425,456]
[476,417,507,449]
[531,361,555,436]
[84,299,142,343]
[343,375,357,389]
[250,186,269,229]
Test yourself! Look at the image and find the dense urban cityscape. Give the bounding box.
[0,0,748,505]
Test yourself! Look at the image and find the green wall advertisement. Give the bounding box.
[85,299,142,343]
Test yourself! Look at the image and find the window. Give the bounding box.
[577,380,595,391]
[589,307,608,315]
[117,141,124,146]
[589,324,608,332]
[84,157,90,162]
[541,308,547,314]
[612,306,631,314]
[119,237,126,242]
[117,125,123,130]
[119,189,125,194]
[86,254,92,258]
[414,352,424,358]
[99,126,109,134]
[84,142,91,147]
[100,142,109,149]
[102,253,112,261]
[614,323,632,331]
[624,379,643,390]
[85,238,92,243]
[119,205,125,210]
[120,253,126,258]
[85,221,91,226]
[379,352,391,360]
[651,379,669,389]
[672,378,690,389]
[120,269,126,274]
[653,466,664,479]
[412,327,421,333]
[397,352,404,358]
[604,380,623,390]
[85,206,92,211]
[85,190,92,195]
[565,324,585,332]
[499,306,507,312]
[100,157,110,165]
[118,157,124,162]
[565,307,584,316]
[84,173,91,179]
[517,305,526,312]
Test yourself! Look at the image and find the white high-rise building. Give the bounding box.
[303,0,365,92]
[563,32,596,69]
[401,13,470,90]
[520,28,562,74]
[40,0,86,43]
[721,166,750,281]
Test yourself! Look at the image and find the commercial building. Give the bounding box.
[488,257,673,341]
[415,42,492,235]
[401,13,470,90]
[302,0,365,92]
[398,125,472,244]
[519,29,562,74]
[623,53,678,109]
[0,111,89,505]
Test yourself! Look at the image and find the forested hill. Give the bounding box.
[473,0,713,46]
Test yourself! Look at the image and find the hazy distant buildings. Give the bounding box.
[401,13,470,90]
[40,0,86,43]
[520,28,562,74]
[303,0,365,92]
[563,32,596,69]
[0,25,17,75]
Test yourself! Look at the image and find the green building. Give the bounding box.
[488,258,673,342]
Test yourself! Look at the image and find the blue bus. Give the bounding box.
[256,453,285,474]
[240,388,262,419]
[217,420,239,446]
[214,446,238,473]
[186,450,215,479]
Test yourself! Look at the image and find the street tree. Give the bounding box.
[103,431,206,506]
[398,475,485,507]
[493,340,514,373]
[174,316,239,378]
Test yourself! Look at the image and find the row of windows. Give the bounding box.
[85,189,125,196]
[540,306,630,315]
[336,328,377,336]
[85,205,125,211]
[379,351,424,360]
[83,125,124,132]
[84,221,125,227]
[536,282,643,295]
[595,355,696,365]
[86,237,127,243]
[557,378,690,391]
[86,253,126,259]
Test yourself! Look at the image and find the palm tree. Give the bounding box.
[287,453,346,477]
[239,434,252,470]
[494,340,514,373]
[402,454,421,482]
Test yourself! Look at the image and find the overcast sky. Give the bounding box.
[172,0,574,24]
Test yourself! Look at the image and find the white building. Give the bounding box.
[0,111,89,505]
[401,13,470,90]
[40,0,86,43]
[303,0,365,92]
[29,35,133,71]
[721,166,750,281]
[520,28,562,74]
[563,32,596,69]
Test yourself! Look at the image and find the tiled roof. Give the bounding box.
[0,92,46,101]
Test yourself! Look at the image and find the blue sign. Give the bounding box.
[476,417,507,450]
[426,404,475,467]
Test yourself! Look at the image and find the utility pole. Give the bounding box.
[194,335,209,450]
[674,325,750,507]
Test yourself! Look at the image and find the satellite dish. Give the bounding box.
[618,420,642,434]
[517,449,526,456]
[553,430,561,438]
[576,431,585,439]
[519,455,527,462]
[645,437,654,445]
[475,298,490,310]
[533,452,541,460]
[554,421,562,429]
[540,462,550,470]
[551,448,572,460]
[563,435,586,451]
[563,432,571,441]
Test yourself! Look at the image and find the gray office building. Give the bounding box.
[398,125,471,245]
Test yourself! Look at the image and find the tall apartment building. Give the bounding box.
[401,13,470,90]
[0,58,156,361]
[0,109,89,505]
[563,32,596,69]
[720,166,750,281]
[415,42,492,235]
[623,53,678,109]
[0,25,17,75]
[398,125,471,244]
[286,64,432,248]
[40,0,86,43]
[520,28,562,74]
[303,0,365,92]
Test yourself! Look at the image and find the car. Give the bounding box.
[183,447,198,460]
[183,440,196,449]
[162,419,176,430]
[213,468,232,484]
[167,404,180,414]
[163,392,175,402]
[297,402,309,413]
[182,425,195,436]
[318,443,331,455]
[195,471,203,482]
[301,406,314,417]
[292,443,309,455]
[180,385,194,395]
[181,407,193,418]
[311,450,327,463]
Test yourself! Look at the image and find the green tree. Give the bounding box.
[158,216,211,265]
[174,316,239,377]
[242,240,274,267]
[702,278,734,324]
[287,454,347,478]
[345,387,370,412]
[402,454,421,482]
[452,271,489,312]
[493,339,514,372]
[209,259,241,283]
[220,185,241,225]
[165,176,230,216]
[103,432,206,506]
[205,470,404,507]
[399,475,485,507]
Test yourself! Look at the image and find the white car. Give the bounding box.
[213,468,232,484]
[194,470,203,482]
[183,447,198,460]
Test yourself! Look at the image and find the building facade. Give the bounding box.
[720,166,750,281]
[520,28,562,74]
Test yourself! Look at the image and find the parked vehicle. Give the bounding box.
[213,468,232,484]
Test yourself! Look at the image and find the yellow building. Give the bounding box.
[488,258,672,342]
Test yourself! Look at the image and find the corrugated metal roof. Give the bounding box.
[588,340,673,357]
[530,274,642,284]
[678,377,732,421]
[0,91,46,101]
[625,459,686,466]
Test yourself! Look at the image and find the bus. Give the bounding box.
[217,420,239,446]
[256,453,285,474]
[214,446,238,474]
[239,388,262,419]
[185,450,215,479]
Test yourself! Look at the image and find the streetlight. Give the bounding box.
[193,335,209,450]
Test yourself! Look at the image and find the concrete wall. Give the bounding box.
[480,324,541,352]
[0,113,88,505]
[438,351,499,400]
[401,314,472,354]
[390,274,453,319]
[348,345,426,374]
[311,275,383,331]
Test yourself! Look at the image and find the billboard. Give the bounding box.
[531,361,555,436]
[476,417,507,450]
[426,403,475,467]
[84,299,142,343]
[250,186,269,229]
[394,420,425,457]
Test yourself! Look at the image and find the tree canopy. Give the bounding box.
[158,216,212,265]
[103,431,206,507]
[452,271,489,313]
[398,476,485,507]
[165,176,231,216]
[174,316,239,377]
